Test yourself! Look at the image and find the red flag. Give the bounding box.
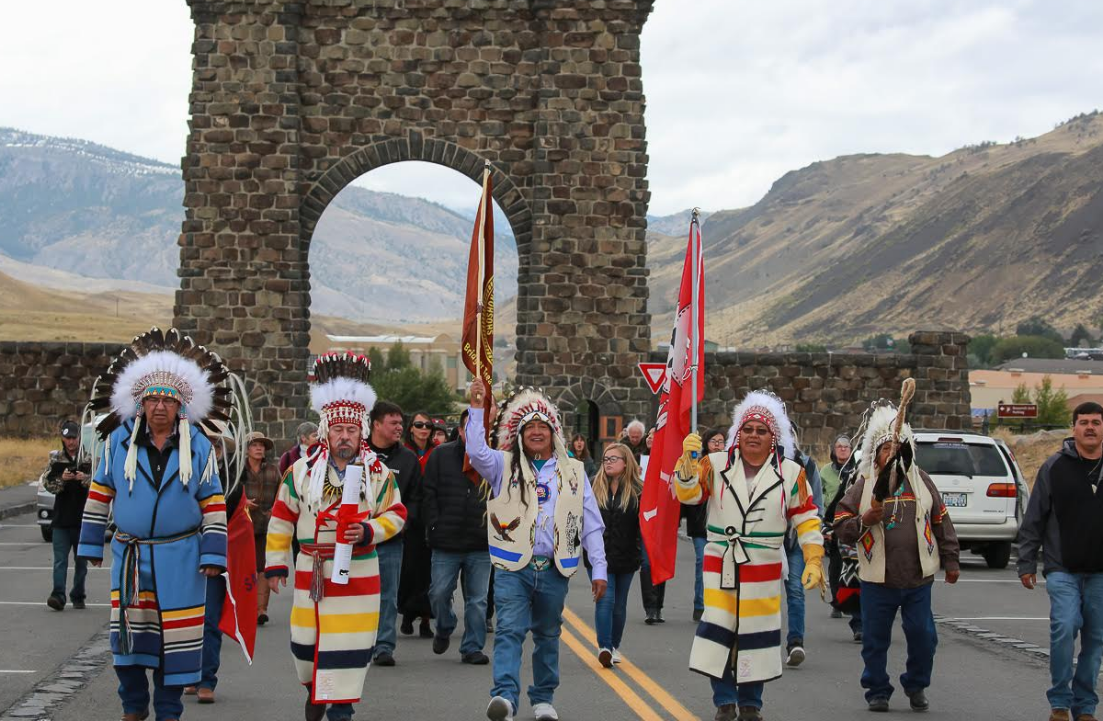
[218,502,257,662]
[639,218,704,584]
[461,164,495,480]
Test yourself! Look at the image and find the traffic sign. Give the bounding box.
[997,403,1038,418]
[638,363,667,395]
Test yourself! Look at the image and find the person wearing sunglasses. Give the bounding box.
[675,391,825,721]
[399,411,438,639]
[588,443,644,668]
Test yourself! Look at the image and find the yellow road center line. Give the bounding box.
[563,607,698,721]
[561,626,665,721]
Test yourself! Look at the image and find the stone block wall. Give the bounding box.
[0,342,125,437]
[651,331,972,456]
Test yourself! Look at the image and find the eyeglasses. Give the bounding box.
[740,426,771,437]
[411,421,433,429]
[602,456,626,464]
[144,397,178,408]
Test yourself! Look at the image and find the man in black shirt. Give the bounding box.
[42,420,91,610]
[367,400,422,666]
[1018,401,1103,721]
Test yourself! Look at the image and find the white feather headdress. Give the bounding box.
[495,388,564,452]
[726,389,796,459]
[858,401,915,481]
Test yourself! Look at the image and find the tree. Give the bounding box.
[861,334,894,351]
[795,343,827,352]
[969,334,999,367]
[373,366,458,416]
[1069,323,1094,348]
[1011,383,1031,404]
[990,335,1066,365]
[367,347,386,372]
[386,341,411,371]
[1015,317,1063,344]
[1033,375,1071,427]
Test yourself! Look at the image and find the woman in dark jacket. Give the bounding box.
[400,411,437,637]
[569,433,598,480]
[587,442,643,668]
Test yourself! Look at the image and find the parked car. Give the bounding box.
[912,430,1021,569]
[37,418,111,543]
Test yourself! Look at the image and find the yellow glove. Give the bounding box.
[800,543,825,591]
[674,434,703,479]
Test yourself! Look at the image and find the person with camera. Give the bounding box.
[42,419,91,611]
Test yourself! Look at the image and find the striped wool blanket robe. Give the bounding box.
[77,422,227,685]
[265,457,406,705]
[676,451,823,684]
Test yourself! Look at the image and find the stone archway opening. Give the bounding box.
[307,159,520,392]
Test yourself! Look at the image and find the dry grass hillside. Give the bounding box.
[649,112,1103,346]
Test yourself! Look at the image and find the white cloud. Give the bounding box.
[0,0,1099,216]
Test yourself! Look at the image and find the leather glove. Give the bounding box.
[800,543,825,591]
[674,434,703,479]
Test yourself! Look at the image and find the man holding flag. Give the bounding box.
[639,212,705,591]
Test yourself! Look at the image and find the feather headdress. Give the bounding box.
[494,387,564,452]
[306,352,379,509]
[87,327,232,489]
[726,389,797,460]
[858,401,916,483]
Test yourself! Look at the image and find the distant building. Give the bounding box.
[970,360,1103,415]
[324,334,471,391]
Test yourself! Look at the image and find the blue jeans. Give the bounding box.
[116,665,182,721]
[1046,571,1103,716]
[710,663,764,709]
[326,703,354,720]
[692,537,707,612]
[429,549,491,655]
[591,571,634,650]
[491,565,570,711]
[51,527,87,601]
[859,581,937,701]
[199,574,225,690]
[374,540,403,657]
[784,541,805,644]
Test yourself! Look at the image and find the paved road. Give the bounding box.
[0,511,1067,720]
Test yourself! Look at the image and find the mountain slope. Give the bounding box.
[0,128,518,322]
[648,112,1103,346]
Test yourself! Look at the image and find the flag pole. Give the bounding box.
[474,160,490,381]
[690,207,701,437]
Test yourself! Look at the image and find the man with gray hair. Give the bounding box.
[622,420,647,462]
[279,421,319,476]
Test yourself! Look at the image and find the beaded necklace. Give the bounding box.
[884,474,907,531]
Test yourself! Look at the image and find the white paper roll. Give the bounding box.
[330,464,364,585]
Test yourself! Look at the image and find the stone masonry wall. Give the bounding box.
[0,342,126,437]
[650,331,972,456]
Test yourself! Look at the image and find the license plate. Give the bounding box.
[942,492,967,508]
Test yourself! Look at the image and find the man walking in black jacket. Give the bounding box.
[42,420,91,610]
[424,410,492,664]
[368,400,423,667]
[1019,401,1103,721]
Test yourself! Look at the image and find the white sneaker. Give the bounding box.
[611,648,622,664]
[533,702,559,721]
[487,696,514,721]
[598,647,613,668]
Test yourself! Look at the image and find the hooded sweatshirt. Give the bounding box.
[1017,438,1103,577]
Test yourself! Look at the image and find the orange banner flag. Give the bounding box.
[462,164,494,479]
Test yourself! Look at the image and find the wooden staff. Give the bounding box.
[871,378,917,509]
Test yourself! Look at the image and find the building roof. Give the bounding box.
[326,334,453,345]
[994,357,1103,375]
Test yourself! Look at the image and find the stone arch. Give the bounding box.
[298,131,532,254]
[176,0,656,443]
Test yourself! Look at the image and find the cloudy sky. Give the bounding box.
[2,0,1100,215]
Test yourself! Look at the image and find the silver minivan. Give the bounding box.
[912,431,1021,569]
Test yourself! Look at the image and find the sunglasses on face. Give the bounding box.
[741,426,771,437]
[602,456,626,464]
[411,421,433,429]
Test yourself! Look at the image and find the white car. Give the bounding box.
[912,430,1021,569]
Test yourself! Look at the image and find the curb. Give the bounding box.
[0,501,36,521]
[0,627,111,720]
[934,615,1050,661]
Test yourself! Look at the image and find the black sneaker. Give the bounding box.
[419,618,433,638]
[257,613,269,626]
[462,651,489,665]
[373,652,395,667]
[906,689,929,712]
[400,616,414,636]
[47,594,65,611]
[433,635,450,655]
[693,608,704,622]
[853,631,863,644]
[867,697,889,713]
[71,598,86,610]
[655,609,665,623]
[785,640,806,667]
[644,609,657,625]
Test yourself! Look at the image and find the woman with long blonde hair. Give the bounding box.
[587,442,643,667]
